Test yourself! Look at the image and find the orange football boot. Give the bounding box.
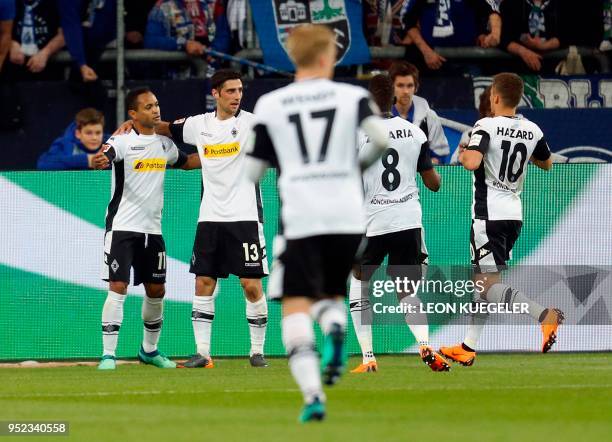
[350,361,378,373]
[439,344,476,367]
[541,308,565,353]
[419,346,451,371]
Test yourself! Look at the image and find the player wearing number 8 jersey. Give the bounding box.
[440,73,564,366]
[348,74,449,374]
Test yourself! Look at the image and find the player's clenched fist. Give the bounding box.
[92,150,110,169]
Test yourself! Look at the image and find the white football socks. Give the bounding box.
[311,299,347,335]
[246,297,268,356]
[399,295,429,346]
[349,276,375,363]
[485,283,546,322]
[282,313,325,405]
[141,296,163,353]
[101,291,126,357]
[192,294,215,358]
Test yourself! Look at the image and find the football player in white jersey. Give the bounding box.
[93,87,200,370]
[245,25,388,422]
[348,74,450,374]
[118,70,270,368]
[440,73,564,366]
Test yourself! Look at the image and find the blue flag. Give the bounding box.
[250,0,371,71]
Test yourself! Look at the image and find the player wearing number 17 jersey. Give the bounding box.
[440,73,564,367]
[245,25,388,422]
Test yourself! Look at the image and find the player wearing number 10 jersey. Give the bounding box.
[245,25,388,422]
[440,73,564,366]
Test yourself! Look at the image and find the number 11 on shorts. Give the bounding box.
[157,252,166,270]
[242,243,259,261]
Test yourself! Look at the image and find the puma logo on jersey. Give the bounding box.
[133,158,166,171]
[388,128,413,139]
[496,127,534,140]
[203,142,240,158]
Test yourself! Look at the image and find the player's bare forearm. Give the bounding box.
[180,153,201,170]
[156,121,172,137]
[420,168,441,192]
[531,156,552,171]
[460,150,483,171]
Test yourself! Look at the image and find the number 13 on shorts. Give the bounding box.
[242,243,259,261]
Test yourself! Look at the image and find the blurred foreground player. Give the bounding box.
[440,73,564,366]
[245,25,388,422]
[93,88,198,370]
[348,74,448,373]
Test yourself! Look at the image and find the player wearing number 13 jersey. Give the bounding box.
[245,25,389,422]
[440,73,564,367]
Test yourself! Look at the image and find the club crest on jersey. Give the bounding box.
[133,158,166,171]
[273,0,352,65]
[231,127,238,137]
[203,142,240,158]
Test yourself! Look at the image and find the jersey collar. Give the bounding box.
[214,108,241,119]
[391,103,415,122]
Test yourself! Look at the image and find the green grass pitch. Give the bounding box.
[1,354,611,441]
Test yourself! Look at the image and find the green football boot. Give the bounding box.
[321,323,347,386]
[299,397,326,423]
[138,347,176,368]
[97,355,116,370]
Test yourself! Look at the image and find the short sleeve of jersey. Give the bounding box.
[247,97,278,167]
[103,135,126,162]
[169,116,199,146]
[532,134,551,161]
[466,120,491,155]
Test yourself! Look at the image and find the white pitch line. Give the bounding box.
[1,384,610,400]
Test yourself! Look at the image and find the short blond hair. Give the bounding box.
[286,24,335,68]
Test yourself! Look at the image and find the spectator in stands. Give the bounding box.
[500,0,562,72]
[59,0,116,83]
[389,61,449,163]
[125,0,156,48]
[144,0,218,57]
[0,0,15,73]
[8,0,64,79]
[400,0,502,71]
[37,107,108,170]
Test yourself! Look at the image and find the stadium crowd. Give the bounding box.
[0,1,609,169]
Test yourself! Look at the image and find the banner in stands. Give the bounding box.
[1,165,610,360]
[249,0,371,71]
[473,75,612,108]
